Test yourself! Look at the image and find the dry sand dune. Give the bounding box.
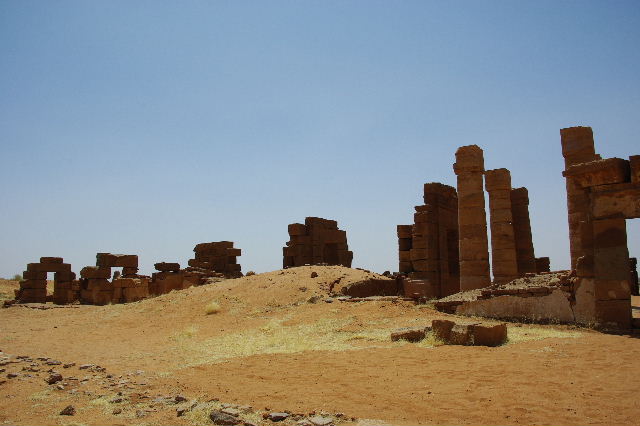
[1,266,640,425]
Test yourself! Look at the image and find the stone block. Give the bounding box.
[18,288,47,302]
[96,253,138,268]
[594,246,630,280]
[81,266,111,279]
[22,270,46,280]
[54,271,76,281]
[470,323,508,346]
[122,266,138,276]
[40,257,63,264]
[226,263,242,272]
[85,279,111,291]
[403,279,438,298]
[399,261,413,273]
[154,262,180,272]
[560,126,596,162]
[20,279,47,289]
[594,299,631,329]
[288,223,307,236]
[27,263,71,273]
[226,248,241,257]
[564,158,630,188]
[432,319,455,341]
[454,145,485,174]
[398,238,412,251]
[594,279,631,301]
[391,327,427,342]
[484,168,511,191]
[397,225,413,238]
[412,259,439,272]
[409,248,428,261]
[399,250,411,262]
[458,192,486,208]
[459,260,490,276]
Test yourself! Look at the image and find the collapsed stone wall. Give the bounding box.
[283,217,353,268]
[187,241,243,279]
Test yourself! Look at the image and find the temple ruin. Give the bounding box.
[16,257,76,304]
[561,126,640,329]
[397,183,460,298]
[283,217,353,268]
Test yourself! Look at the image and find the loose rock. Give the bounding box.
[269,412,290,422]
[60,405,75,416]
[209,410,242,425]
[46,373,63,384]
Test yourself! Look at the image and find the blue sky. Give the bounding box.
[1,1,639,277]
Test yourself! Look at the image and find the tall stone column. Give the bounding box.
[453,145,491,290]
[560,126,598,271]
[485,168,519,284]
[510,187,537,275]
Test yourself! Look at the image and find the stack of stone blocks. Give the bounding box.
[397,183,460,298]
[187,241,242,278]
[561,126,640,329]
[16,257,77,304]
[149,262,201,295]
[80,253,149,305]
[283,217,353,268]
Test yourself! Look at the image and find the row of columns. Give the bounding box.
[454,145,537,289]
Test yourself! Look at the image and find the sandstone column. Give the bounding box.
[510,187,537,275]
[485,168,519,284]
[454,145,491,290]
[560,126,598,271]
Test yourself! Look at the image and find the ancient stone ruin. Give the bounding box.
[434,126,639,330]
[16,257,76,304]
[80,253,149,305]
[397,183,460,298]
[560,126,640,329]
[187,241,243,278]
[14,241,243,306]
[283,217,353,268]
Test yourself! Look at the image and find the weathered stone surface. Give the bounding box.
[455,289,574,323]
[284,217,352,268]
[390,327,428,342]
[154,262,180,272]
[431,319,507,346]
[59,405,75,416]
[268,412,290,422]
[563,158,630,188]
[209,410,242,425]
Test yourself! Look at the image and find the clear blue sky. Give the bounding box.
[1,1,639,278]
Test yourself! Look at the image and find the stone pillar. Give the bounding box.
[560,127,598,271]
[485,168,519,284]
[592,218,631,329]
[453,145,491,290]
[510,187,537,275]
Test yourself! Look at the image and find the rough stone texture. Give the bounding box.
[187,241,242,278]
[455,290,575,323]
[401,278,439,299]
[431,319,507,346]
[154,262,180,272]
[390,327,428,342]
[209,410,242,425]
[454,145,491,290]
[510,187,537,275]
[535,257,550,274]
[340,278,398,297]
[283,217,352,268]
[485,168,518,284]
[630,258,639,296]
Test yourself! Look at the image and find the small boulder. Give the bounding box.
[59,405,75,416]
[268,412,290,422]
[46,373,63,385]
[210,410,242,425]
[311,271,318,278]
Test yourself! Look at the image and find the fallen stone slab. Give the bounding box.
[432,319,507,346]
[390,327,429,342]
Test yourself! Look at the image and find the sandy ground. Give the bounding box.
[1,267,639,426]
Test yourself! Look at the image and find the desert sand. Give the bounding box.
[1,267,640,426]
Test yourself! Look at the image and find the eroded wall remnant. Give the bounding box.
[16,257,76,304]
[397,183,459,298]
[283,217,353,268]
